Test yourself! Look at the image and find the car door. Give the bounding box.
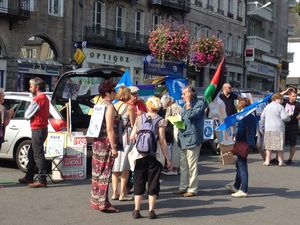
[0,99,30,156]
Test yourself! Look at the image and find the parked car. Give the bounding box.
[51,67,123,133]
[0,92,66,172]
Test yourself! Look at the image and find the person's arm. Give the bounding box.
[106,104,118,158]
[158,125,172,170]
[129,115,140,143]
[24,100,39,120]
[280,87,293,96]
[235,119,245,141]
[127,105,136,127]
[280,105,291,122]
[181,100,205,120]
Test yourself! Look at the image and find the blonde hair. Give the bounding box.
[115,86,131,102]
[146,96,162,112]
[237,98,251,111]
[271,92,282,102]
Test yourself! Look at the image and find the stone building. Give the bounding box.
[0,0,74,91]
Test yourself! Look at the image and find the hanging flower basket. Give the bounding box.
[191,36,224,67]
[148,19,190,61]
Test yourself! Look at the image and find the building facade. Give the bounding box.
[0,0,74,91]
[245,0,289,92]
[0,0,290,92]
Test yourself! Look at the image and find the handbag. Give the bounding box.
[232,141,249,158]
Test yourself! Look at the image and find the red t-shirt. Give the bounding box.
[129,99,147,114]
[30,93,50,130]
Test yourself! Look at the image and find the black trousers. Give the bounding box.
[26,128,48,182]
[134,156,163,196]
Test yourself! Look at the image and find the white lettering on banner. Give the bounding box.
[83,48,143,68]
[248,61,275,77]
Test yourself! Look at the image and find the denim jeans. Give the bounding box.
[234,156,248,193]
[26,128,48,182]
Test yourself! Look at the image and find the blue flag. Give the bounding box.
[165,76,188,106]
[115,69,132,91]
[215,94,272,131]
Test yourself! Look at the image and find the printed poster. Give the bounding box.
[60,145,87,180]
[45,132,67,157]
[86,104,106,137]
[203,119,214,139]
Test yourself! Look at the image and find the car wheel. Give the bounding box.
[16,140,31,172]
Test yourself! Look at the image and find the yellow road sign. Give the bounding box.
[74,48,86,65]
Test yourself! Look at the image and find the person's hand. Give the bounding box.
[166,159,173,171]
[8,109,14,117]
[111,148,118,158]
[136,110,143,116]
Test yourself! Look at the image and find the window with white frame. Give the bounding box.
[93,1,102,34]
[236,36,242,58]
[204,27,212,38]
[135,10,144,42]
[218,0,223,10]
[48,0,63,17]
[30,0,34,11]
[152,14,161,30]
[226,33,232,54]
[116,6,125,40]
[237,0,242,17]
[228,0,233,13]
[216,30,223,41]
[193,24,202,41]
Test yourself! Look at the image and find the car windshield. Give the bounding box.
[52,73,121,130]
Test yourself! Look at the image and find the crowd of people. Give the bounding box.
[11,77,299,219]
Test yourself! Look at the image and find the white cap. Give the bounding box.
[128,86,140,94]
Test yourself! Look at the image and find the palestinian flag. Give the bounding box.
[204,57,225,104]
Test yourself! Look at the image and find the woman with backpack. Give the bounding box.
[111,86,136,201]
[128,96,172,219]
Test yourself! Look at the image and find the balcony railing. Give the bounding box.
[247,2,273,22]
[151,0,191,13]
[0,0,30,20]
[246,36,272,54]
[85,26,149,52]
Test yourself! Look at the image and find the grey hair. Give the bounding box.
[29,77,46,91]
[183,85,196,97]
[0,88,4,96]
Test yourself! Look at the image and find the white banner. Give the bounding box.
[203,119,214,140]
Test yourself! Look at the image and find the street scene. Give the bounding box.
[1,149,300,225]
[1,1,300,225]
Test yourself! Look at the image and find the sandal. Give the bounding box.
[101,206,120,213]
[119,195,133,201]
[111,195,120,200]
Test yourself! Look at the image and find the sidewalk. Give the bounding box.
[1,152,300,225]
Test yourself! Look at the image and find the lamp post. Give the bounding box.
[244,1,272,89]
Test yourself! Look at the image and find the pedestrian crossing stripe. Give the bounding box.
[74,48,86,65]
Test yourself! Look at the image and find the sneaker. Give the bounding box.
[148,210,157,219]
[231,190,247,198]
[286,159,293,165]
[162,170,178,176]
[225,184,238,193]
[132,210,142,219]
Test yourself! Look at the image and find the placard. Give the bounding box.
[86,104,105,137]
[60,145,87,180]
[45,132,67,157]
[203,119,214,139]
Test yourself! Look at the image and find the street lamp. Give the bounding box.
[244,1,272,89]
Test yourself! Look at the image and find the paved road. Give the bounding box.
[1,150,300,225]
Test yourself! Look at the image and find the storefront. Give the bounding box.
[82,48,144,84]
[17,60,61,92]
[246,61,276,91]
